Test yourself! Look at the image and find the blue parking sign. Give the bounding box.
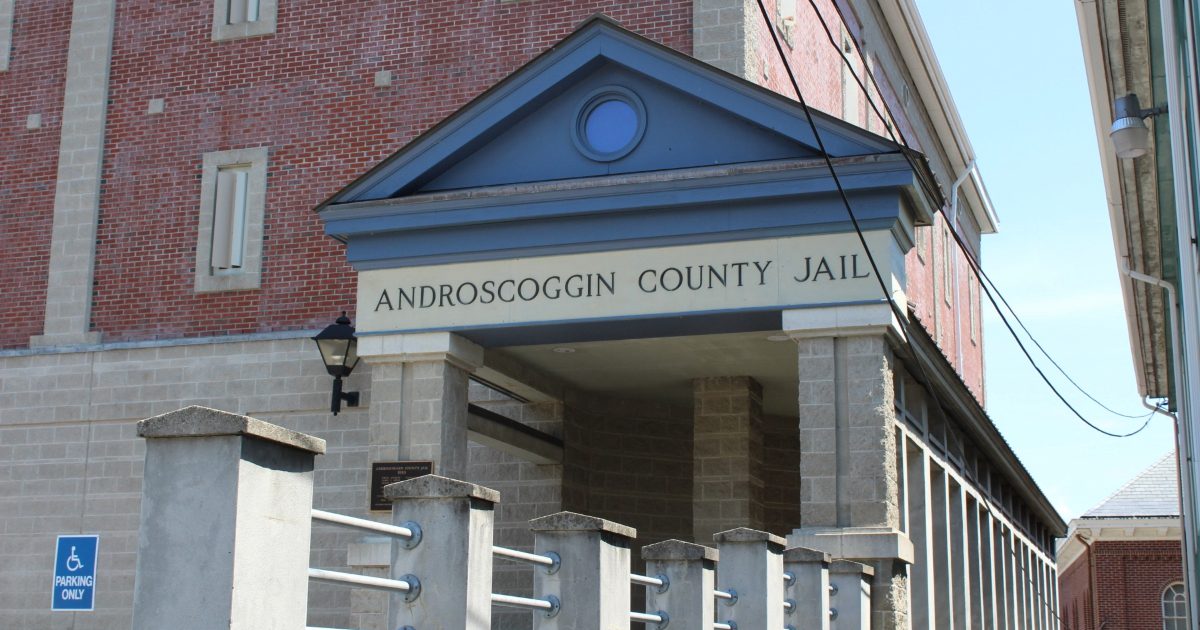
[52,535,98,611]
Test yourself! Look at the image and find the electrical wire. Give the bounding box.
[768,0,1157,434]
[801,0,1152,422]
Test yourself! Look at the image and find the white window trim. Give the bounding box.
[195,147,268,293]
[0,0,14,72]
[211,0,276,42]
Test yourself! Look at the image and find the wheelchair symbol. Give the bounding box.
[65,546,84,572]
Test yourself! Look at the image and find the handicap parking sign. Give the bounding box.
[52,535,98,611]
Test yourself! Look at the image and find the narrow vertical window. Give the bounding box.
[969,272,979,343]
[211,166,249,271]
[226,0,260,24]
[196,147,268,292]
[943,225,954,305]
[0,0,13,72]
[212,0,275,41]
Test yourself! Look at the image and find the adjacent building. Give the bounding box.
[1,1,1062,628]
[1058,452,1185,630]
[1077,0,1200,623]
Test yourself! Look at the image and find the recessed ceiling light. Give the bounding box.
[766,334,791,342]
[552,347,576,354]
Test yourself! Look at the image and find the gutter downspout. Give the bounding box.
[1075,532,1098,630]
[1123,262,1197,630]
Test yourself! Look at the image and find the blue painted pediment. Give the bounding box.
[318,16,936,272]
[323,16,901,204]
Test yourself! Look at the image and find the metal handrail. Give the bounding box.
[491,593,561,618]
[311,509,422,549]
[492,546,560,573]
[631,572,670,593]
[630,610,669,627]
[307,568,420,603]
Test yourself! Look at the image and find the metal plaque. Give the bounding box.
[370,461,434,511]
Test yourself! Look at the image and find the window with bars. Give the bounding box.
[212,0,275,41]
[1163,583,1187,630]
[195,147,268,292]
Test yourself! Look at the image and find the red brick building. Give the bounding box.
[1,1,1056,628]
[1058,453,1186,630]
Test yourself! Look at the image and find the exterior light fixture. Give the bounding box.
[313,312,360,415]
[1110,93,1167,159]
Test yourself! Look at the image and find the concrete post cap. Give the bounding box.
[829,559,875,577]
[713,527,786,548]
[382,474,500,503]
[782,546,831,564]
[137,405,326,454]
[642,539,719,562]
[529,511,637,539]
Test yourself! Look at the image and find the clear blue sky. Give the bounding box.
[911,0,1177,521]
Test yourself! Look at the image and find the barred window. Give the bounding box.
[1163,582,1187,630]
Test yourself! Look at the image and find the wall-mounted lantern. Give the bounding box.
[313,312,360,415]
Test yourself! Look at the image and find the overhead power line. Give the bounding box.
[760,0,1155,435]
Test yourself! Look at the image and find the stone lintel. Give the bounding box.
[137,405,326,454]
[383,474,499,503]
[830,559,875,577]
[714,527,786,549]
[787,528,914,564]
[529,511,637,540]
[782,303,903,340]
[357,331,484,371]
[783,546,831,564]
[642,539,720,562]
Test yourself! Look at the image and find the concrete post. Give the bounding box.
[529,512,636,630]
[131,406,326,630]
[384,474,498,630]
[642,539,719,629]
[784,546,832,630]
[714,527,786,630]
[829,560,874,630]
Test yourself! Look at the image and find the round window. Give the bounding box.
[572,87,646,162]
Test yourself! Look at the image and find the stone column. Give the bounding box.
[131,406,325,630]
[785,305,911,630]
[358,332,482,479]
[692,376,766,542]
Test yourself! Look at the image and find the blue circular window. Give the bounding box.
[573,87,646,162]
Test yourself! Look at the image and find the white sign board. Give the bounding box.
[357,232,895,334]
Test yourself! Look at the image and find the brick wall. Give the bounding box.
[0,1,72,348]
[84,0,691,344]
[1058,539,1184,630]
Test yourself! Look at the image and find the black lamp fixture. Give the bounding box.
[1110,93,1168,159]
[313,312,361,415]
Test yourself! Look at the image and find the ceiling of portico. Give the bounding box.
[492,330,800,417]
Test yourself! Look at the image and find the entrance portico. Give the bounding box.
[317,17,981,630]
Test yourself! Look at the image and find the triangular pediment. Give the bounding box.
[322,16,902,206]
